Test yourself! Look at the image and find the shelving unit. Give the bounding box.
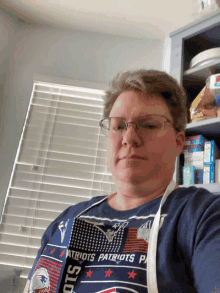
[184,59,220,80]
[186,117,220,141]
[170,11,220,193]
[181,119,220,193]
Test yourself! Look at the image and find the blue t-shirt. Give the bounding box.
[28,186,220,293]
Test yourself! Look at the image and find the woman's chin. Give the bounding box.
[115,169,151,185]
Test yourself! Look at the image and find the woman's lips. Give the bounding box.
[121,155,147,160]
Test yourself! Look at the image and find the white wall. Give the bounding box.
[0,9,170,217]
[0,11,17,216]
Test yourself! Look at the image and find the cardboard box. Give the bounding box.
[203,163,215,184]
[184,161,203,170]
[195,169,203,184]
[204,141,219,164]
[185,135,208,145]
[183,144,204,153]
[184,151,204,162]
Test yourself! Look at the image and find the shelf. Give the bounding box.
[183,119,220,190]
[170,13,220,190]
[184,59,220,80]
[179,183,220,194]
[186,117,220,136]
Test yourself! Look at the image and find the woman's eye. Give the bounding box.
[114,125,125,130]
[143,123,158,129]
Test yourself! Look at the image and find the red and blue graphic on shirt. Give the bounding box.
[30,214,159,292]
[58,218,149,292]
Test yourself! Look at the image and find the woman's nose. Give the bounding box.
[122,122,141,146]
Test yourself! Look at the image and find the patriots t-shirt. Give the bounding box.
[28,186,220,293]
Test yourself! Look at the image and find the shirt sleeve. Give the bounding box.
[27,205,72,280]
[191,195,220,293]
[28,224,50,280]
[27,199,95,280]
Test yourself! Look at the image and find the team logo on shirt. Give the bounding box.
[59,219,69,243]
[138,214,167,242]
[29,268,50,293]
[84,219,126,242]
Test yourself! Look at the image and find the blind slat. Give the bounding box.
[0,222,44,238]
[24,124,105,143]
[31,104,102,120]
[35,83,104,96]
[14,163,113,184]
[2,214,53,229]
[11,179,102,196]
[0,253,35,268]
[13,168,110,187]
[18,149,106,166]
[0,233,41,248]
[7,197,71,214]
[17,159,107,175]
[33,90,103,104]
[28,111,101,129]
[0,243,38,258]
[24,132,106,149]
[21,139,107,159]
[5,205,61,221]
[32,96,103,112]
[24,126,107,146]
[13,171,95,190]
[10,187,91,204]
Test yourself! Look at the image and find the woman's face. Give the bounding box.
[106,90,185,187]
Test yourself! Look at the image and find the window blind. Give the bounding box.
[0,81,116,279]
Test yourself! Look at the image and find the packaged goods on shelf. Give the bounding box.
[195,169,203,184]
[189,86,216,122]
[180,137,219,185]
[204,140,219,164]
[195,169,203,176]
[203,163,215,184]
[183,143,204,152]
[184,161,204,169]
[215,159,220,183]
[195,180,203,184]
[185,134,208,145]
[184,151,204,162]
[183,161,203,184]
[183,166,196,185]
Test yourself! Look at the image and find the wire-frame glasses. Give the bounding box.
[99,114,174,137]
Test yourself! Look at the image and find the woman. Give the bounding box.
[25,70,220,293]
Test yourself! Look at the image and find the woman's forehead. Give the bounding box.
[109,91,173,120]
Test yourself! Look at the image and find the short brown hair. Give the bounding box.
[102,69,188,132]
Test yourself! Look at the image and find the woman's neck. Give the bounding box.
[107,181,178,211]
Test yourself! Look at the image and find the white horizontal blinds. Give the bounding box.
[0,81,116,278]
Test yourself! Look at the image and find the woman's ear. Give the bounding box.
[175,131,185,156]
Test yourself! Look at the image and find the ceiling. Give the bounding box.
[0,0,213,39]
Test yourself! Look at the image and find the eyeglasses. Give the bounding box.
[99,114,174,137]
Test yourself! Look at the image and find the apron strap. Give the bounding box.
[147,180,176,293]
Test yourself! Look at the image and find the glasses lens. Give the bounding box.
[101,119,110,137]
[138,115,164,134]
[110,118,126,134]
[101,118,126,137]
